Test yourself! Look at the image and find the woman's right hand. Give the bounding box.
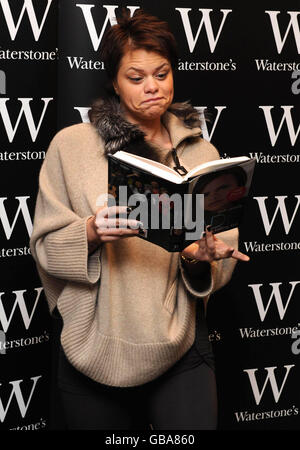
[87,206,142,252]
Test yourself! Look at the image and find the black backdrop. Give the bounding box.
[0,0,299,430]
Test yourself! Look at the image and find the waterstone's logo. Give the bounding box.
[175,8,237,72]
[0,98,53,143]
[0,0,53,41]
[0,196,33,259]
[175,8,232,53]
[254,11,300,73]
[0,0,56,61]
[239,281,300,341]
[244,365,294,406]
[234,365,298,424]
[259,106,300,147]
[0,375,42,423]
[0,287,49,355]
[65,4,139,70]
[195,106,226,142]
[76,4,139,51]
[243,195,300,254]
[266,11,300,55]
[0,196,32,240]
[0,288,43,334]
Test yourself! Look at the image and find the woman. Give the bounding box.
[30,10,249,430]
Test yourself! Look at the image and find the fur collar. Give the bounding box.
[88,96,201,162]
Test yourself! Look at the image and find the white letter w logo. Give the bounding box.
[244,365,294,405]
[0,196,33,240]
[0,0,53,41]
[0,376,42,422]
[259,106,300,146]
[76,4,140,51]
[254,195,300,235]
[0,98,53,143]
[0,288,43,333]
[266,11,300,54]
[249,282,300,321]
[175,8,232,53]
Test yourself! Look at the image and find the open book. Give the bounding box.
[107,151,256,252]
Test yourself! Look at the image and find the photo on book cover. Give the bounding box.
[107,155,255,251]
[188,163,252,235]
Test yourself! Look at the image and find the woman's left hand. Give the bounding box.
[181,227,250,263]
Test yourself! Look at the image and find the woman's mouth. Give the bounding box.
[143,97,163,103]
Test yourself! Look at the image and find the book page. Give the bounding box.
[113,151,184,184]
[183,156,250,180]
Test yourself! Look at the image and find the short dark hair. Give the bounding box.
[194,166,248,194]
[100,9,178,82]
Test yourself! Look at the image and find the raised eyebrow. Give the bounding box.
[126,63,170,74]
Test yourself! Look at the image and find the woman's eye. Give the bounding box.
[156,72,167,79]
[129,76,143,82]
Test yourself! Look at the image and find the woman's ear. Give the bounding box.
[113,81,119,96]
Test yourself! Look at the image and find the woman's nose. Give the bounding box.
[144,77,159,93]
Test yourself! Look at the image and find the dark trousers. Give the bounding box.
[53,300,217,430]
[58,360,217,430]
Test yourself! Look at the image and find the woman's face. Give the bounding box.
[200,174,240,212]
[113,48,174,124]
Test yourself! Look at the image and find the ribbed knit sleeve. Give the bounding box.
[30,131,101,285]
[178,257,213,298]
[36,217,101,284]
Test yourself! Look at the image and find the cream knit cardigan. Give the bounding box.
[30,110,238,387]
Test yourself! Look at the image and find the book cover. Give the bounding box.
[107,152,255,252]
